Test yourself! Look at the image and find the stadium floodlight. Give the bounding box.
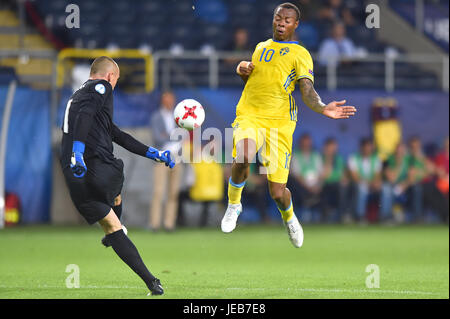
[0,80,17,229]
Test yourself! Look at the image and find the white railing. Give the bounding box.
[152,50,449,92]
[1,49,447,93]
[0,80,17,229]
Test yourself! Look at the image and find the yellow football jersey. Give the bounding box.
[236,39,314,121]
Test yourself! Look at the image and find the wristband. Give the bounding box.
[72,141,85,154]
[236,63,242,75]
[236,61,249,75]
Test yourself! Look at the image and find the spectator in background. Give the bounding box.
[433,137,449,223]
[149,91,183,231]
[317,0,355,26]
[295,0,321,50]
[224,28,252,66]
[415,136,449,223]
[348,138,385,223]
[290,133,323,222]
[320,137,349,223]
[227,28,251,52]
[383,143,424,223]
[434,137,449,194]
[318,21,356,66]
[297,0,321,22]
[189,140,224,227]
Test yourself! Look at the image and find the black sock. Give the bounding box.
[106,229,156,289]
[113,203,122,220]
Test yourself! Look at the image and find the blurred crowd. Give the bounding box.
[225,0,368,65]
[223,134,449,226]
[284,134,449,224]
[147,92,449,230]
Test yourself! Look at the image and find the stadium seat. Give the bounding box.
[137,0,163,15]
[171,26,200,50]
[193,0,229,25]
[0,66,17,84]
[80,12,104,25]
[169,1,195,16]
[109,0,136,14]
[107,12,136,25]
[198,23,228,50]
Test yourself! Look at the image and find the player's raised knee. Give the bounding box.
[235,139,257,164]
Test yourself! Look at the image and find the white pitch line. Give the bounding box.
[226,287,441,296]
[0,285,443,296]
[0,284,143,289]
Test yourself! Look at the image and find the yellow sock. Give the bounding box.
[278,201,294,222]
[228,178,245,204]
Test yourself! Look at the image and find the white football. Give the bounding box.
[173,99,205,130]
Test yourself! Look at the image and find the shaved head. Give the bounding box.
[89,56,120,89]
[90,56,119,76]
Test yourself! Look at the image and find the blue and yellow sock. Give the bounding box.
[228,177,245,205]
[278,200,294,222]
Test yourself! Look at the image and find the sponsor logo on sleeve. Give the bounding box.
[95,83,106,94]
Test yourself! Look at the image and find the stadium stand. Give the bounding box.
[20,0,441,90]
[390,0,449,51]
[0,2,54,89]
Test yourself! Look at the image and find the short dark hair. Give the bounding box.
[300,132,311,140]
[274,2,301,21]
[408,135,421,144]
[324,137,337,145]
[360,137,373,147]
[160,90,175,101]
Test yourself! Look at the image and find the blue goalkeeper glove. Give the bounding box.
[146,147,175,168]
[70,141,87,178]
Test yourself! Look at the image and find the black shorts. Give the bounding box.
[62,157,124,225]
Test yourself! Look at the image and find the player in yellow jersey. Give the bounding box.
[221,2,357,247]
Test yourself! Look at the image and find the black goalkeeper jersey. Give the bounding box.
[60,79,117,167]
[60,78,149,170]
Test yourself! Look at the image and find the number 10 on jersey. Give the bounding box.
[259,48,275,62]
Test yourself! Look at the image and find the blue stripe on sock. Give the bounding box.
[277,200,293,212]
[229,177,246,188]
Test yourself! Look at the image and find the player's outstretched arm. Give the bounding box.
[112,124,175,168]
[236,61,254,84]
[299,78,357,119]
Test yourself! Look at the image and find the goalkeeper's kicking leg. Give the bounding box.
[101,195,125,247]
[98,209,164,295]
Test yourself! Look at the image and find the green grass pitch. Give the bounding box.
[0,224,448,299]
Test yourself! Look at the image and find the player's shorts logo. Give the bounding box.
[280,47,290,56]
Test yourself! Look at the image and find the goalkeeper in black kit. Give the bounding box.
[60,56,174,296]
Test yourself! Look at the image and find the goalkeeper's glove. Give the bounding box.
[146,147,175,168]
[70,141,87,178]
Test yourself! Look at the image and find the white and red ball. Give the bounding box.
[173,99,205,130]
